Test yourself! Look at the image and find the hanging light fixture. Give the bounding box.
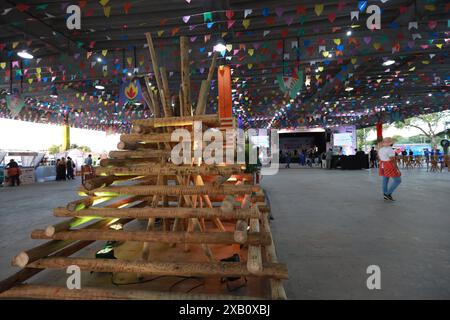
[95,84,105,90]
[213,37,226,52]
[382,59,395,66]
[17,50,34,59]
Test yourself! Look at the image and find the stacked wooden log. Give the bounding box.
[0,34,287,300]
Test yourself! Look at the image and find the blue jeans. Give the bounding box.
[382,176,401,195]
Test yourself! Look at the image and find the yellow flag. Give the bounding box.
[103,6,111,17]
[334,39,341,45]
[102,49,108,56]
[242,19,250,29]
[315,4,324,16]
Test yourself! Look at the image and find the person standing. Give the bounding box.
[285,151,291,168]
[6,159,21,186]
[66,157,75,180]
[325,148,333,169]
[58,157,67,181]
[369,147,378,168]
[378,137,402,201]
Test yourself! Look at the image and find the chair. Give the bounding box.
[414,156,423,168]
[430,156,439,172]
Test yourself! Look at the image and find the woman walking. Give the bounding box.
[378,137,402,201]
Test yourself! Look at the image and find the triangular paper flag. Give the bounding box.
[244,9,252,18]
[333,39,341,45]
[102,49,108,56]
[242,19,250,29]
[314,4,324,16]
[103,6,111,17]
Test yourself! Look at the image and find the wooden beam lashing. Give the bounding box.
[0,284,261,300]
[247,218,263,275]
[31,229,272,246]
[27,258,288,279]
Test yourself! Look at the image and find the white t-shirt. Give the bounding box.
[378,147,395,161]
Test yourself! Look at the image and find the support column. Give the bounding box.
[62,115,70,151]
[218,65,233,129]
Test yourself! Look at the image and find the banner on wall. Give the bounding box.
[119,79,144,105]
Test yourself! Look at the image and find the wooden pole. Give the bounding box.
[54,206,260,220]
[196,52,218,115]
[109,149,170,159]
[133,114,219,127]
[27,258,288,279]
[159,67,172,117]
[90,185,260,197]
[12,218,124,268]
[31,229,272,245]
[180,36,191,114]
[44,217,96,237]
[0,284,261,300]
[260,210,287,300]
[0,240,95,293]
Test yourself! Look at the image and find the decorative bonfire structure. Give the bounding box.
[0,34,287,300]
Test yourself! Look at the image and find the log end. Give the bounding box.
[44,226,56,237]
[12,252,29,268]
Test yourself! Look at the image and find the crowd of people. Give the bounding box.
[280,147,324,168]
[55,157,76,181]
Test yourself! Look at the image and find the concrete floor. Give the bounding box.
[263,167,450,299]
[0,169,449,299]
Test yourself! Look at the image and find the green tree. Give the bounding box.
[356,126,375,150]
[394,111,450,147]
[48,144,61,154]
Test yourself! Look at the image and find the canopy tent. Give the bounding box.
[0,0,448,132]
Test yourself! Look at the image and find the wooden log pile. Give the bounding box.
[0,34,287,300]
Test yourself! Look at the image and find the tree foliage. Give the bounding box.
[394,111,450,146]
